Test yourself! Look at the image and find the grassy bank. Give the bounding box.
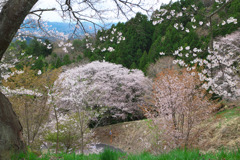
[12,147,240,160]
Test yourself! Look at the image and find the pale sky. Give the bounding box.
[33,0,176,23]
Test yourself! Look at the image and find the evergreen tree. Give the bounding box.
[31,58,44,71]
[139,51,148,71]
[130,62,137,69]
[55,57,63,68]
[63,55,71,65]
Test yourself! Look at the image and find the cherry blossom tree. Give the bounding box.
[52,61,152,126]
[143,68,214,152]
[46,81,91,154]
[170,30,240,100]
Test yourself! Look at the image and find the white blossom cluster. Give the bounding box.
[219,17,238,26]
[0,53,19,81]
[58,41,74,53]
[155,9,202,33]
[172,46,202,62]
[85,33,95,52]
[152,1,237,33]
[172,30,240,99]
[226,17,238,24]
[0,63,15,70]
[16,33,54,51]
[85,28,125,53]
[0,86,43,96]
[0,51,44,83]
[215,0,230,4]
[152,4,198,26]
[37,70,42,75]
[159,52,165,56]
[52,61,152,121]
[0,50,43,81]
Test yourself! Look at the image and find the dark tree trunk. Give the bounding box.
[0,0,38,60]
[53,105,59,154]
[0,0,37,159]
[0,92,25,159]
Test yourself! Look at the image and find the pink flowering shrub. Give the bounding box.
[143,68,216,152]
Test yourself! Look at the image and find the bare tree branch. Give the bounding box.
[29,8,56,14]
[207,0,233,18]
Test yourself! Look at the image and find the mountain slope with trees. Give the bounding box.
[85,0,239,75]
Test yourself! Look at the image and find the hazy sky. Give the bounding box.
[33,0,176,22]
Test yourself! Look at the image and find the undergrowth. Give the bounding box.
[11,147,240,160]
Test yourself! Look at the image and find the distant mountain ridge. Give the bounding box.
[46,21,96,35]
[21,21,114,38]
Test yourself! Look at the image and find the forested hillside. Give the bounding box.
[84,0,240,73]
